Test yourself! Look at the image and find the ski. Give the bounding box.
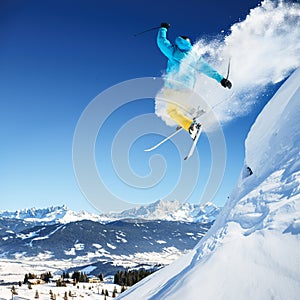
[184,125,203,160]
[144,127,184,152]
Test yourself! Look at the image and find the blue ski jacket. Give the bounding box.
[157,27,223,89]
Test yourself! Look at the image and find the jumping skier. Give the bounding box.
[157,22,232,140]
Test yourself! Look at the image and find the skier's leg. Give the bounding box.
[162,88,201,139]
[167,103,200,140]
[166,103,193,132]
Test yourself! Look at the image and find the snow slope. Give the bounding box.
[118,68,300,299]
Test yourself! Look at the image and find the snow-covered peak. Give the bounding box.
[102,199,220,223]
[0,200,220,225]
[118,68,300,299]
[0,205,103,224]
[0,205,66,221]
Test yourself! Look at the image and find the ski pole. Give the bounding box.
[226,58,231,80]
[133,26,161,37]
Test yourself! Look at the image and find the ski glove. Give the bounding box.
[161,22,170,29]
[221,78,232,89]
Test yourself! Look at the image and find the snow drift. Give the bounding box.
[118,67,300,299]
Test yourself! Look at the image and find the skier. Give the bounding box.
[157,22,232,140]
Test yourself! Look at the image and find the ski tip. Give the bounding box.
[184,156,188,161]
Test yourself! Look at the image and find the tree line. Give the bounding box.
[23,272,53,284]
[23,267,156,288]
[114,268,155,286]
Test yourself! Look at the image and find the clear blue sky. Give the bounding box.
[1,0,274,213]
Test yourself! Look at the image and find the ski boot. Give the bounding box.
[188,121,201,141]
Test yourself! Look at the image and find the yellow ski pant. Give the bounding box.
[163,89,193,132]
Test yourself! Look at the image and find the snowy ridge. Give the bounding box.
[104,200,220,223]
[0,200,220,224]
[118,68,300,299]
[0,205,103,224]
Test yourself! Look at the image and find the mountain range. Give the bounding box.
[0,200,220,225]
[0,200,220,276]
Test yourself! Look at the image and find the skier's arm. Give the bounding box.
[197,57,223,83]
[157,28,174,59]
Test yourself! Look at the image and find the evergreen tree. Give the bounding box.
[24,274,29,284]
[11,285,17,295]
[71,271,80,283]
[113,268,155,286]
[63,291,68,300]
[114,273,118,285]
[56,279,66,287]
[112,285,118,298]
[41,271,52,283]
[50,291,57,300]
[121,285,126,293]
[98,273,104,281]
[72,271,88,283]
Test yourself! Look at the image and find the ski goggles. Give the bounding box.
[180,36,191,43]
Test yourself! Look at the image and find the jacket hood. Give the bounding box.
[175,36,192,52]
